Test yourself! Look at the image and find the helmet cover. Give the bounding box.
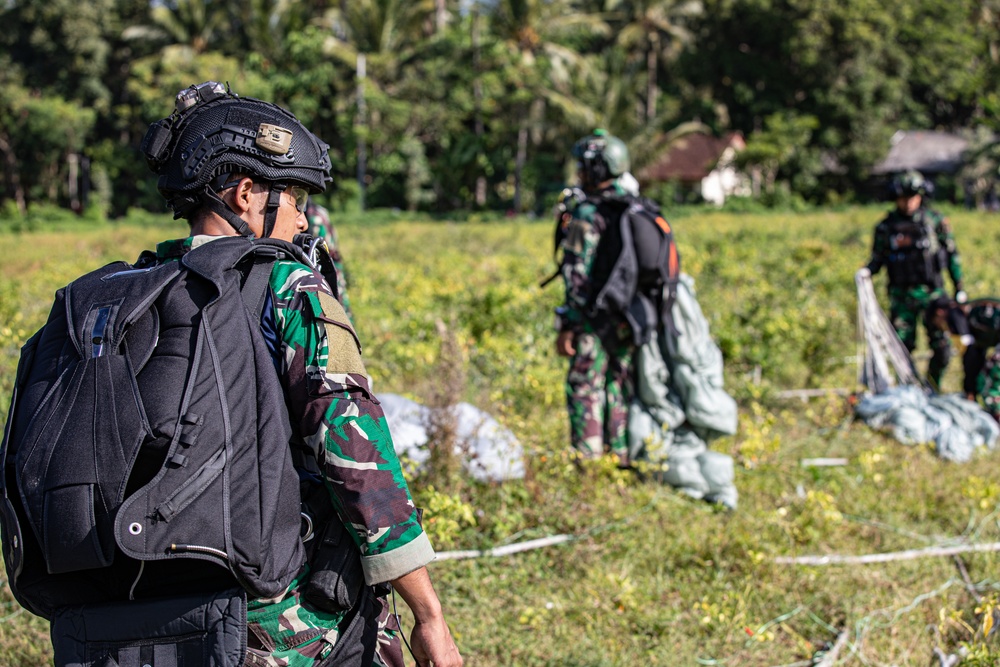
[572,130,630,179]
[888,170,927,198]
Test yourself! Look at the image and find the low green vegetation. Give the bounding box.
[1,208,998,665]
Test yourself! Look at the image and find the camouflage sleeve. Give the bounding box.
[269,260,433,585]
[559,203,602,332]
[933,212,963,286]
[866,220,888,274]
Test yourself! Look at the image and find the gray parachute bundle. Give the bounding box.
[627,273,739,508]
[853,269,999,461]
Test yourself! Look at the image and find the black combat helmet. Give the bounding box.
[140,81,332,237]
[888,170,929,198]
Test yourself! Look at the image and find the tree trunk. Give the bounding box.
[472,6,486,206]
[68,152,80,213]
[356,53,367,211]
[0,133,26,215]
[514,121,528,213]
[646,33,658,123]
[436,0,447,33]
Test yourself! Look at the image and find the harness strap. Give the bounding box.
[263,184,286,239]
[201,189,255,237]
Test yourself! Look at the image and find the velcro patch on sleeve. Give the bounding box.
[317,291,366,376]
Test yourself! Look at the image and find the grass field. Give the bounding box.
[0,206,998,665]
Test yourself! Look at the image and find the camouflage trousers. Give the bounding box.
[246,581,404,667]
[889,285,952,389]
[977,350,1000,421]
[565,330,635,463]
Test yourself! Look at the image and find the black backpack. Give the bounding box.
[0,236,311,621]
[586,195,681,345]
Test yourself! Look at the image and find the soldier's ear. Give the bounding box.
[231,178,256,213]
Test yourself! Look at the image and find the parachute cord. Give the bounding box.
[128,560,145,601]
[391,585,424,667]
[855,270,923,393]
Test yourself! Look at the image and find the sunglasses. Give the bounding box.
[285,185,309,214]
[216,178,309,213]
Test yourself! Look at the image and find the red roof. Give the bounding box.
[640,132,745,183]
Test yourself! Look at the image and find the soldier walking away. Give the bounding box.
[0,82,461,667]
[860,170,966,390]
[556,129,679,465]
[929,296,1000,422]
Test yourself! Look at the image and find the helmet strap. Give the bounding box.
[202,188,255,237]
[262,183,286,239]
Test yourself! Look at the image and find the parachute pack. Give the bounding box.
[0,236,318,622]
[586,194,681,345]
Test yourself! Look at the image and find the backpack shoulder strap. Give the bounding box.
[241,256,276,321]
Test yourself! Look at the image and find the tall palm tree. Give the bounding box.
[324,0,433,64]
[320,0,439,208]
[488,0,608,210]
[612,0,702,124]
[141,0,230,54]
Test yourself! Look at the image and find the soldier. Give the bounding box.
[1,82,462,667]
[157,84,460,667]
[306,198,353,320]
[154,83,462,667]
[556,130,637,465]
[860,170,966,390]
[929,296,1000,422]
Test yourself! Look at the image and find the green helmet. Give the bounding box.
[572,129,630,185]
[889,170,927,198]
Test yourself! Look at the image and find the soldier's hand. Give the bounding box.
[956,289,968,304]
[409,616,463,667]
[856,267,871,280]
[556,331,576,357]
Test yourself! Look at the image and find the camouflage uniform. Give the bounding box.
[306,201,352,321]
[559,182,635,463]
[154,237,431,667]
[867,206,963,388]
[961,299,1000,421]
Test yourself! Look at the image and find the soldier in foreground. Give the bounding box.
[0,82,461,667]
[860,170,965,390]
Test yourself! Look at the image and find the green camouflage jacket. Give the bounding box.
[155,237,432,666]
[559,182,627,334]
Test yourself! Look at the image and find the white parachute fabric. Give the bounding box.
[379,393,524,482]
[628,274,739,508]
[855,268,922,392]
[854,387,999,462]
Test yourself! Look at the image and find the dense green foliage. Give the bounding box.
[1,209,999,664]
[3,0,1000,217]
